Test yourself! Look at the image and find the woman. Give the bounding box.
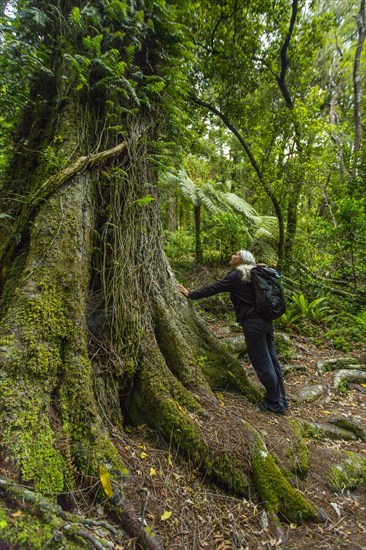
[178,249,288,415]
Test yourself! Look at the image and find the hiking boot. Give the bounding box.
[258,403,286,416]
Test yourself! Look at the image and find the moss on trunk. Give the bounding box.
[0,175,127,495]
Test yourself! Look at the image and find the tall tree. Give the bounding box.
[0,0,322,543]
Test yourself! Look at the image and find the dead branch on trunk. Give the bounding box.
[28,141,127,206]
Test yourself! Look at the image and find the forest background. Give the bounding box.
[0,0,366,548]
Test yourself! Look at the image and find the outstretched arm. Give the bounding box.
[178,271,236,300]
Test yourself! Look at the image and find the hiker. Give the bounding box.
[178,249,288,415]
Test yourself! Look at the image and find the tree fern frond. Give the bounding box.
[222,192,258,221]
[253,225,278,244]
[202,185,231,212]
[196,188,220,213]
[257,216,279,236]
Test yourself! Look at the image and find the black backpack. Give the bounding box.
[250,266,286,321]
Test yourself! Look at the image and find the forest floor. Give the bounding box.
[2,332,365,550]
[112,325,366,550]
[102,263,366,549]
[2,269,366,549]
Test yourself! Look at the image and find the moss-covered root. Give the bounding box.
[128,343,249,496]
[328,452,366,493]
[285,420,310,479]
[152,293,216,398]
[0,475,160,550]
[244,422,317,523]
[153,288,261,403]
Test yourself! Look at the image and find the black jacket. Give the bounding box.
[188,269,259,323]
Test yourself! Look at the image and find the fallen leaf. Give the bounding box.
[140,452,148,459]
[161,510,172,521]
[150,467,157,477]
[168,454,173,467]
[176,401,185,413]
[11,510,22,518]
[100,465,113,497]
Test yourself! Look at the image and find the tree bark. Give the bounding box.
[194,204,203,263]
[353,0,366,151]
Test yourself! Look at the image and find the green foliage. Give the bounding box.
[42,145,67,176]
[162,169,279,263]
[208,211,250,260]
[164,229,194,261]
[278,292,331,330]
[324,309,366,350]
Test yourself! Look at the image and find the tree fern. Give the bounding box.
[222,192,259,222]
[161,168,280,261]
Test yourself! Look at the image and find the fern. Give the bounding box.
[222,192,258,222]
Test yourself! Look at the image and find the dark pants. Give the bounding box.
[242,317,287,412]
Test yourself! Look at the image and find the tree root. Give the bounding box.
[297,420,359,441]
[243,422,319,523]
[316,358,365,374]
[333,369,366,390]
[329,418,366,442]
[0,475,160,549]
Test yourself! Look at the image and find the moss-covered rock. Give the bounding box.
[328,452,366,493]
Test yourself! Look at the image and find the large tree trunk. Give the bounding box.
[0,2,320,544]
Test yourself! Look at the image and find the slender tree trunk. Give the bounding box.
[353,0,366,151]
[329,50,346,177]
[190,95,286,266]
[194,204,203,263]
[166,194,177,231]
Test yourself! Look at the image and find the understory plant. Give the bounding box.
[278,292,331,330]
[324,309,366,350]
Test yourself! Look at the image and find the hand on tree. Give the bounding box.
[178,284,189,298]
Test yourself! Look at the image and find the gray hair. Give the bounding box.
[238,249,256,265]
[236,250,256,282]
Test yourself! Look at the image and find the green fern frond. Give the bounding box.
[253,226,277,244]
[222,192,258,221]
